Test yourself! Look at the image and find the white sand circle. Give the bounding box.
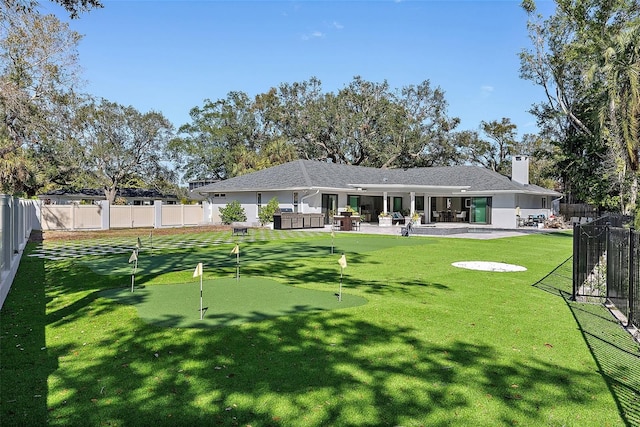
[452,261,527,272]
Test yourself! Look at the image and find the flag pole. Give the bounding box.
[231,244,240,282]
[236,251,239,282]
[331,230,335,254]
[337,253,347,302]
[129,249,138,293]
[199,272,203,320]
[193,262,204,319]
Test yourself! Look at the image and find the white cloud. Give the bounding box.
[302,31,325,40]
[333,21,344,30]
[480,85,494,97]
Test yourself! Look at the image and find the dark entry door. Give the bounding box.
[322,194,338,224]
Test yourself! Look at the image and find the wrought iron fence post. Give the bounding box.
[628,227,635,327]
[572,222,579,301]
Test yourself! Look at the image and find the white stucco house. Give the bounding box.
[195,156,562,229]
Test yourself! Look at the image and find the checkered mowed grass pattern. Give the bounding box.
[28,229,326,260]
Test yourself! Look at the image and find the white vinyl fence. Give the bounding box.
[38,200,209,231]
[1,196,38,309]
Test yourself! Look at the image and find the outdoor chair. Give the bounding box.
[392,212,405,224]
[432,211,440,222]
[455,211,467,222]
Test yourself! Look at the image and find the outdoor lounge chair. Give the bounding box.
[391,212,405,224]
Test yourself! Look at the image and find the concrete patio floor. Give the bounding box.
[314,221,569,240]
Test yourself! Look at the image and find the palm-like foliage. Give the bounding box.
[595,21,640,213]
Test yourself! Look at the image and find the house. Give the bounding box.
[38,188,179,206]
[195,156,562,229]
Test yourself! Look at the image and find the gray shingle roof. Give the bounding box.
[196,160,560,196]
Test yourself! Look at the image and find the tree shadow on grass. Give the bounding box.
[0,244,55,425]
[30,308,623,426]
[533,256,640,426]
[2,234,627,426]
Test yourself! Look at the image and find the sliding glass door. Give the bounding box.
[469,197,492,224]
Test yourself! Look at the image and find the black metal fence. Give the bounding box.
[573,215,638,329]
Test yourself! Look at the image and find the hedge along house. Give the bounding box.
[195,156,562,229]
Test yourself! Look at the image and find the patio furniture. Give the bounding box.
[351,217,361,231]
[455,211,467,222]
[334,215,361,231]
[332,216,343,231]
[232,227,248,236]
[432,211,440,222]
[391,212,405,224]
[440,210,454,222]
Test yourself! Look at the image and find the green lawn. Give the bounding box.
[1,229,638,426]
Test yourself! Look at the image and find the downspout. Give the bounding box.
[299,189,319,214]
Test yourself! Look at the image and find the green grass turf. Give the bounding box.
[2,229,639,426]
[82,233,430,277]
[100,277,367,328]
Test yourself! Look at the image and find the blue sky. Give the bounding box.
[47,0,555,136]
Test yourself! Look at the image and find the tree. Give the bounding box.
[2,0,102,19]
[76,99,175,203]
[590,21,640,213]
[1,8,82,150]
[167,91,266,181]
[219,200,246,225]
[258,197,279,226]
[0,7,87,194]
[520,0,640,214]
[477,118,520,174]
[276,76,461,168]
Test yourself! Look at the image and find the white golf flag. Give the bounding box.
[338,253,347,269]
[230,244,239,255]
[128,250,138,263]
[193,262,203,278]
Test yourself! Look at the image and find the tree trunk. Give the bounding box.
[104,186,117,204]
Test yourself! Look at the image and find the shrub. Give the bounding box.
[258,197,279,226]
[219,200,247,224]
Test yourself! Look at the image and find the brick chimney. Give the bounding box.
[512,155,529,185]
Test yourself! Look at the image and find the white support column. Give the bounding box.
[410,192,415,214]
[100,200,110,230]
[383,192,388,214]
[154,200,162,228]
[1,195,11,273]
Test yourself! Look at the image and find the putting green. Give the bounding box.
[100,277,367,328]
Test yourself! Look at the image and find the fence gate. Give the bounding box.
[573,215,638,330]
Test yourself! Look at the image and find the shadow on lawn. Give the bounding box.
[0,243,55,425]
[533,257,640,426]
[22,308,619,426]
[4,234,628,426]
